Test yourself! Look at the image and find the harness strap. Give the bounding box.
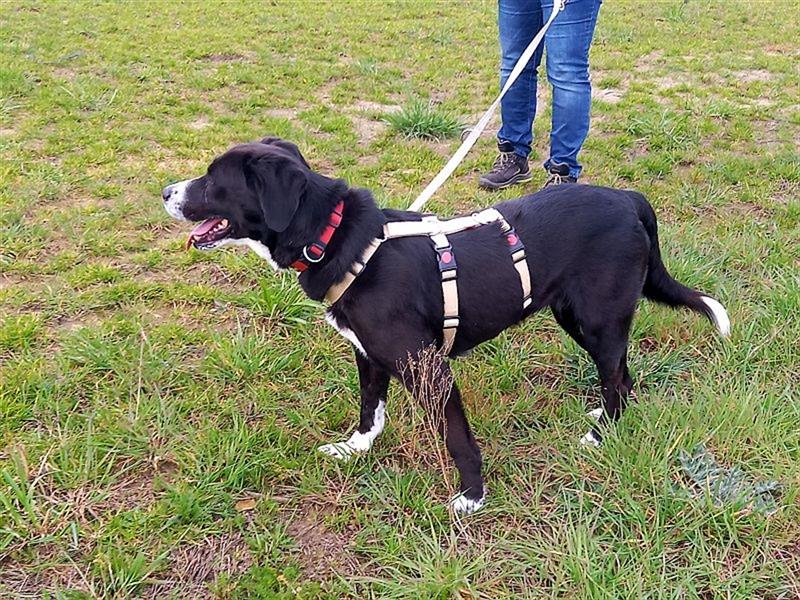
[383,220,437,238]
[322,209,533,353]
[382,209,506,239]
[325,237,382,304]
[426,218,459,354]
[481,209,533,309]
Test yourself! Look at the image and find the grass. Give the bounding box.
[1,0,799,597]
[384,100,465,141]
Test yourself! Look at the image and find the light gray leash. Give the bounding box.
[408,0,565,212]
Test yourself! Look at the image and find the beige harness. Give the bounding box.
[325,208,532,353]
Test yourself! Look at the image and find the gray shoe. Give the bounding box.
[544,162,578,187]
[479,143,532,190]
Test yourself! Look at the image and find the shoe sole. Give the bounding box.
[478,172,532,191]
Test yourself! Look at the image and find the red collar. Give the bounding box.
[290,200,345,272]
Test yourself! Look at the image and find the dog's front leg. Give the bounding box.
[318,350,390,461]
[400,358,485,515]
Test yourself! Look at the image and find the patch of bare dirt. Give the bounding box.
[201,52,253,64]
[351,100,401,114]
[639,337,660,353]
[36,191,107,215]
[751,119,789,152]
[350,115,387,144]
[142,532,254,599]
[265,107,298,120]
[105,469,161,512]
[654,75,686,90]
[39,466,160,529]
[428,138,458,159]
[750,97,774,107]
[635,49,664,72]
[629,140,649,159]
[52,67,79,82]
[722,201,773,220]
[0,545,94,598]
[188,116,211,130]
[592,87,624,104]
[283,503,361,580]
[0,128,15,137]
[772,180,798,205]
[763,43,799,57]
[310,155,336,175]
[0,273,25,291]
[733,69,774,83]
[463,110,501,139]
[56,311,106,332]
[133,261,245,295]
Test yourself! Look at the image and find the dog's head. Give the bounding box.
[162,137,311,263]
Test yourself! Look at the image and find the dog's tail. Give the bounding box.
[632,192,730,337]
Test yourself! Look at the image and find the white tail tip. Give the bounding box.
[700,296,730,337]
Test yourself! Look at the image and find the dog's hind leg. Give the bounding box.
[552,300,633,447]
[318,350,390,461]
[583,339,631,447]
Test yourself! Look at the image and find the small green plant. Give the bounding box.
[0,315,42,353]
[384,100,464,140]
[203,325,302,382]
[94,548,164,598]
[664,0,688,23]
[353,58,380,76]
[0,453,40,552]
[626,110,695,152]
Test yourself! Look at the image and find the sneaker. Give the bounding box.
[479,143,532,190]
[544,162,577,187]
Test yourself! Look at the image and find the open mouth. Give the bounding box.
[186,218,232,250]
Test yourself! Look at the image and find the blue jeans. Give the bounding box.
[497,0,601,179]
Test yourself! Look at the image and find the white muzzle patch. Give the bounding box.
[163,178,197,221]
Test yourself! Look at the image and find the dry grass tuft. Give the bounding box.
[142,532,253,599]
[398,346,458,499]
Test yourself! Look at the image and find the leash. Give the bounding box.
[408,0,565,213]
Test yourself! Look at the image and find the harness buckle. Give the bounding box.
[505,228,525,254]
[436,244,457,272]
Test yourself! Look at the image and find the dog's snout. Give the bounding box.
[162,185,175,202]
[162,179,192,222]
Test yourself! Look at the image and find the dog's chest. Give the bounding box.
[325,311,367,357]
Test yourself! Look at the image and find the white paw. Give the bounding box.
[580,430,602,448]
[318,442,358,461]
[318,421,382,462]
[587,407,603,421]
[450,492,486,515]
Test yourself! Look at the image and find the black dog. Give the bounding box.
[162,137,729,514]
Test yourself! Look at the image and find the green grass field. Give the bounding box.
[1,0,799,597]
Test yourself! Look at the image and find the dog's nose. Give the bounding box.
[162,185,174,202]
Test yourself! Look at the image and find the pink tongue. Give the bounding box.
[190,218,223,238]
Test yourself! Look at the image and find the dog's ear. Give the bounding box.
[245,154,307,233]
[259,137,310,168]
